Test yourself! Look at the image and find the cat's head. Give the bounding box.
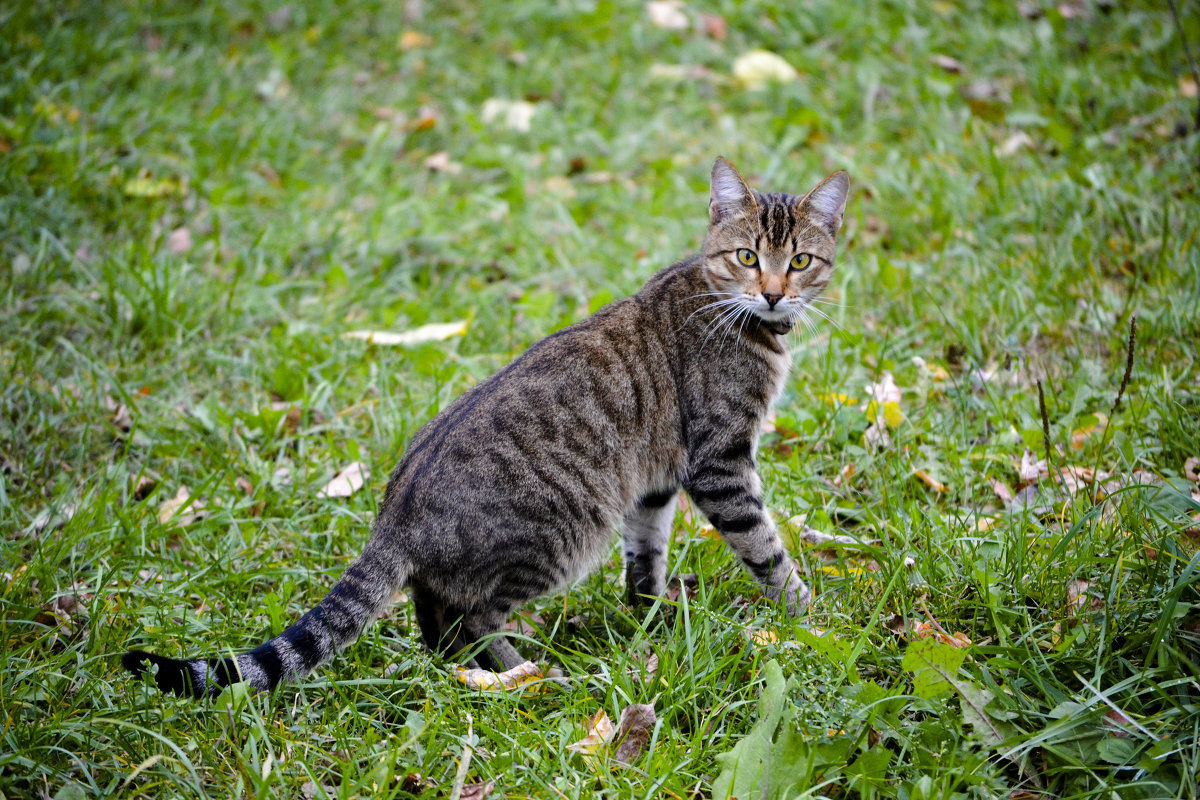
[701,157,849,333]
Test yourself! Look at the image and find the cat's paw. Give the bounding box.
[768,563,811,616]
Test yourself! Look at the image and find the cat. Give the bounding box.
[123,157,850,698]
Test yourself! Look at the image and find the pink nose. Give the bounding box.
[763,293,783,308]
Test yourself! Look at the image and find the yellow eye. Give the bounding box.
[790,253,812,270]
[736,249,758,267]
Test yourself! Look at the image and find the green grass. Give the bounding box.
[3,0,1199,798]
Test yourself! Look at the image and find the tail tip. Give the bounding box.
[122,650,206,698]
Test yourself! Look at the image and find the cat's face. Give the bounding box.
[701,158,849,331]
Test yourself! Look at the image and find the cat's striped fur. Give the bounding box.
[123,158,850,698]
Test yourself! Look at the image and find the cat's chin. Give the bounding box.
[754,312,795,335]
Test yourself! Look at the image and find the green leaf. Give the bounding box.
[712,660,789,800]
[901,638,966,698]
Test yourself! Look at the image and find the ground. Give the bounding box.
[2,1,1199,798]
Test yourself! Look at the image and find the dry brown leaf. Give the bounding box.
[235,476,254,495]
[132,475,157,501]
[1018,448,1046,482]
[459,780,496,800]
[1065,578,1101,620]
[992,479,1016,503]
[33,594,89,650]
[1103,708,1132,737]
[664,573,699,603]
[913,470,950,493]
[931,54,964,74]
[301,780,337,800]
[105,395,133,433]
[1184,457,1200,485]
[1181,76,1199,99]
[911,621,972,648]
[612,703,656,763]
[318,462,369,499]
[157,486,206,526]
[455,660,543,692]
[646,0,689,30]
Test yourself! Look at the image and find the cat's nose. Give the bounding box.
[763,292,783,308]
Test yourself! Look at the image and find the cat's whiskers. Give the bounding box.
[681,295,743,331]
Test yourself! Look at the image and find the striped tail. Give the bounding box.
[123,541,408,699]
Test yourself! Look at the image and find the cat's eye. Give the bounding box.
[790,253,813,271]
[736,249,758,267]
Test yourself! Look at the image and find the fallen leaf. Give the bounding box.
[1102,708,1132,737]
[235,476,254,495]
[785,523,861,547]
[612,703,656,763]
[481,98,538,132]
[913,470,950,493]
[425,151,463,174]
[646,0,689,30]
[991,479,1015,503]
[749,629,779,645]
[255,67,290,101]
[33,594,90,650]
[166,226,193,254]
[931,54,964,74]
[1017,448,1046,482]
[399,29,431,50]
[157,486,206,526]
[318,462,369,499]
[1069,413,1107,450]
[272,466,293,487]
[864,373,902,406]
[405,106,439,132]
[455,660,544,692]
[567,709,615,764]
[701,13,727,39]
[122,173,183,198]
[105,395,133,432]
[343,320,468,346]
[648,63,717,83]
[1184,457,1199,484]
[864,423,891,451]
[1182,76,1198,99]
[999,131,1034,157]
[132,475,157,501]
[664,573,700,603]
[1065,578,1101,620]
[732,50,798,90]
[459,781,496,800]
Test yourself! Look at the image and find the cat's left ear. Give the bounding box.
[801,171,850,237]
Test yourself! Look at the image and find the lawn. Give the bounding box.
[2,1,1199,798]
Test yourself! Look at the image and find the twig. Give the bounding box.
[448,713,473,800]
[1167,0,1200,133]
[1109,314,1137,417]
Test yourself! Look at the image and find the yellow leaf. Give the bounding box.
[868,400,904,428]
[123,175,183,198]
[566,709,615,765]
[455,660,544,692]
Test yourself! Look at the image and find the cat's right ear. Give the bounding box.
[709,157,755,225]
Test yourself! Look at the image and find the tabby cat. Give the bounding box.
[123,158,850,698]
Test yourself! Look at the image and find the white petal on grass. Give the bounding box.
[318,462,369,499]
[481,98,538,132]
[343,320,468,346]
[732,50,798,90]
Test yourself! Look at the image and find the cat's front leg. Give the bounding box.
[684,465,810,615]
[622,487,679,607]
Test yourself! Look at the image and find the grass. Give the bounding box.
[2,0,1199,797]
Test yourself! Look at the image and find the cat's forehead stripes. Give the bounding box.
[755,192,800,246]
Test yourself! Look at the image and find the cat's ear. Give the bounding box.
[801,171,850,237]
[709,157,756,225]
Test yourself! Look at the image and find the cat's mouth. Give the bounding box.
[761,317,794,336]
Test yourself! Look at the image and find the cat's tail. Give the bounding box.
[122,539,409,699]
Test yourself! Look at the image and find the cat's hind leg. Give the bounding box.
[622,487,679,607]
